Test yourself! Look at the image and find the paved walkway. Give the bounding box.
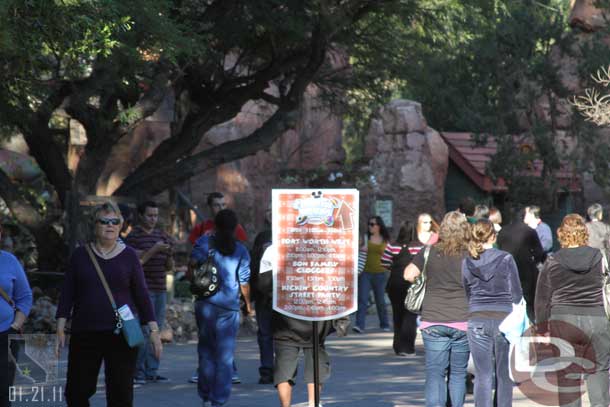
[15,313,595,406]
[82,324,591,407]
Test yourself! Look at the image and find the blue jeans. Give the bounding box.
[422,325,469,407]
[467,318,511,407]
[136,291,166,379]
[195,301,240,407]
[255,301,274,378]
[356,272,389,329]
[550,312,610,407]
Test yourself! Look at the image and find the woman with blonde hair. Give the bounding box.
[462,220,522,407]
[416,213,439,246]
[404,211,470,407]
[56,201,161,407]
[536,214,610,407]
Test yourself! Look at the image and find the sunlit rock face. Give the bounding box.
[360,99,448,230]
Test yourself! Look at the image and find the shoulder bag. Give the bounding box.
[404,245,431,314]
[85,245,145,348]
[191,248,220,298]
[0,286,16,311]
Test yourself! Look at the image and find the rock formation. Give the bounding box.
[569,0,609,31]
[360,100,448,228]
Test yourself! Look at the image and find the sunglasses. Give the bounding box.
[369,222,378,226]
[96,218,121,226]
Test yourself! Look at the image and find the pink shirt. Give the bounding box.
[420,320,468,332]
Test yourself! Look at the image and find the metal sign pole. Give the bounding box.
[312,321,320,407]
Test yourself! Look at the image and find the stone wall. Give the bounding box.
[359,100,449,231]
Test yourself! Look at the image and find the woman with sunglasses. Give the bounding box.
[353,216,391,333]
[56,201,162,407]
[416,213,439,248]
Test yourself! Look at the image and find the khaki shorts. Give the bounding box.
[273,343,330,386]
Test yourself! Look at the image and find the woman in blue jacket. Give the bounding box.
[191,210,252,407]
[0,224,32,407]
[462,220,523,407]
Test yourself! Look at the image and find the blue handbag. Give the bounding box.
[86,245,145,348]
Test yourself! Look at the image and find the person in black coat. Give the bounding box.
[250,207,274,384]
[497,208,545,322]
[384,221,419,356]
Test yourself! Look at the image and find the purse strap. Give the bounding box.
[420,245,431,278]
[0,286,15,311]
[85,245,121,326]
[601,249,609,276]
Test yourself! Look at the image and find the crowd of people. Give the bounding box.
[362,198,610,407]
[2,191,609,407]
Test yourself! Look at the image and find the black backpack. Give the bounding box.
[190,249,220,298]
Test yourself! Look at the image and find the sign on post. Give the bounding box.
[272,189,359,321]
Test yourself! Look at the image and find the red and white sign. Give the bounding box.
[272,189,359,321]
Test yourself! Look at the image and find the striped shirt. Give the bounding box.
[125,226,173,292]
[381,242,425,269]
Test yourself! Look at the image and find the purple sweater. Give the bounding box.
[56,246,155,332]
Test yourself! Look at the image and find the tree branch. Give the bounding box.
[114,104,299,197]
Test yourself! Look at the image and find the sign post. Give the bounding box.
[272,189,359,406]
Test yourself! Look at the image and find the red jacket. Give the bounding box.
[188,219,248,245]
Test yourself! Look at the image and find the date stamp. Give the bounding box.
[9,385,64,405]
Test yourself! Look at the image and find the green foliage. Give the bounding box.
[388,0,610,208]
[0,0,188,130]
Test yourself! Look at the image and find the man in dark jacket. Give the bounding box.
[250,206,273,384]
[497,208,545,322]
[259,245,333,407]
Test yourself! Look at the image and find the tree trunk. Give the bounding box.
[0,169,67,271]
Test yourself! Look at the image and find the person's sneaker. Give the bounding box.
[397,352,417,358]
[352,326,363,334]
[133,377,146,386]
[381,327,391,332]
[258,376,273,384]
[146,375,170,383]
[189,374,198,384]
[231,374,241,384]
